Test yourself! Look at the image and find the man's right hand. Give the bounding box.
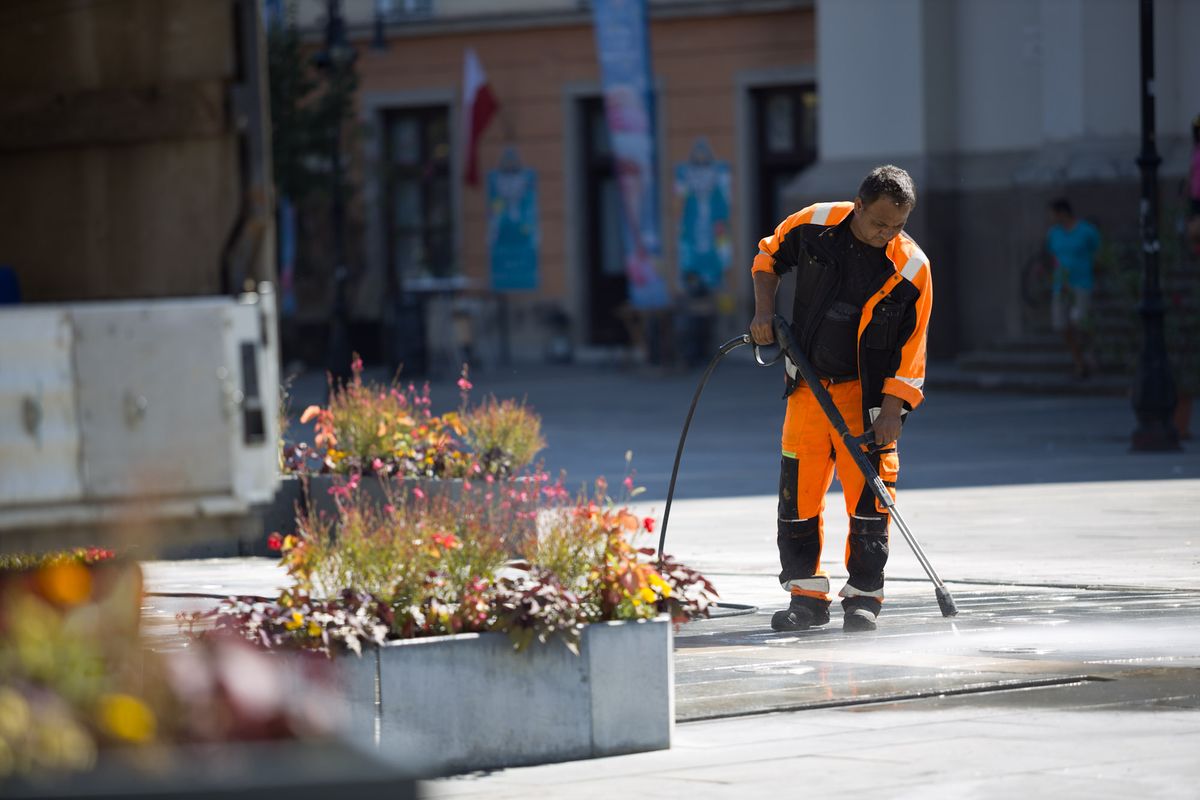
[750,311,775,345]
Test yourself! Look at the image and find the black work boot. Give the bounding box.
[770,595,831,632]
[843,607,878,632]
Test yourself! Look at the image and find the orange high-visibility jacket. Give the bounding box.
[752,201,932,424]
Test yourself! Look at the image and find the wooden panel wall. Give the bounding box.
[0,0,242,302]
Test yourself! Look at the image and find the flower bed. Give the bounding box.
[192,454,718,771]
[258,360,546,551]
[281,360,544,481]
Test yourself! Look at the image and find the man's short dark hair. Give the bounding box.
[858,165,916,208]
[1050,197,1073,216]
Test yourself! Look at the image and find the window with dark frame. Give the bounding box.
[382,106,453,291]
[751,85,818,242]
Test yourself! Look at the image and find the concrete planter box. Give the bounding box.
[337,616,674,776]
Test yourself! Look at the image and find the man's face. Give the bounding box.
[852,196,912,248]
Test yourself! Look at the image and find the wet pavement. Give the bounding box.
[674,580,1200,721]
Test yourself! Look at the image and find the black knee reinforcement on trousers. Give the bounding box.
[846,515,889,594]
[777,455,800,519]
[777,516,821,586]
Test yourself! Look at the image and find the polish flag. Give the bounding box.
[462,47,499,187]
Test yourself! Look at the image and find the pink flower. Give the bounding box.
[623,476,634,491]
[457,377,473,392]
[413,487,426,500]
[463,480,473,491]
[383,504,395,515]
[351,356,363,373]
[485,474,495,484]
[372,458,384,473]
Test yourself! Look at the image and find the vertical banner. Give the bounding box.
[591,0,670,309]
[675,138,732,291]
[488,153,540,292]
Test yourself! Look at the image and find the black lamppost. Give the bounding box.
[315,0,356,384]
[1130,0,1179,451]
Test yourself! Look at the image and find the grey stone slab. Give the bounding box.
[585,618,674,756]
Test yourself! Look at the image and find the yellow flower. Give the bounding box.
[0,688,30,739]
[306,620,322,637]
[97,694,156,743]
[284,611,304,631]
[638,586,657,604]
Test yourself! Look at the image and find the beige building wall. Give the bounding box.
[347,7,813,357]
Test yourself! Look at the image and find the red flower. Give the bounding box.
[267,532,284,551]
[642,517,656,533]
[432,531,460,550]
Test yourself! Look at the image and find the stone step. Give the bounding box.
[986,333,1070,354]
[957,349,1083,374]
[927,361,1129,396]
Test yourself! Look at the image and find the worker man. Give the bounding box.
[749,165,932,633]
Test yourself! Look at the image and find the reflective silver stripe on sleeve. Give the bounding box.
[895,375,925,390]
[781,576,831,594]
[900,254,927,281]
[839,583,885,600]
[810,202,835,225]
[785,357,797,379]
[758,249,773,257]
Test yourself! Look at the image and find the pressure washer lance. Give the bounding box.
[656,314,958,619]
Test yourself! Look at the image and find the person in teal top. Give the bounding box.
[1046,198,1101,379]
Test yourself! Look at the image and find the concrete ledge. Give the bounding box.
[339,616,673,776]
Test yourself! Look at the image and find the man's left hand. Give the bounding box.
[869,395,906,447]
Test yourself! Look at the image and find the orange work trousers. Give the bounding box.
[777,379,899,617]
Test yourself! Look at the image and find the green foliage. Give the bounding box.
[288,357,471,478]
[0,548,114,572]
[285,360,547,479]
[463,395,546,476]
[267,21,359,203]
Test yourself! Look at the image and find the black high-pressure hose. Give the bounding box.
[656,333,778,565]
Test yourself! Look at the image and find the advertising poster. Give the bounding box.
[591,0,670,309]
[675,139,732,291]
[487,155,539,292]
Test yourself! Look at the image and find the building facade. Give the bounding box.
[289,0,1199,370]
[289,0,816,369]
